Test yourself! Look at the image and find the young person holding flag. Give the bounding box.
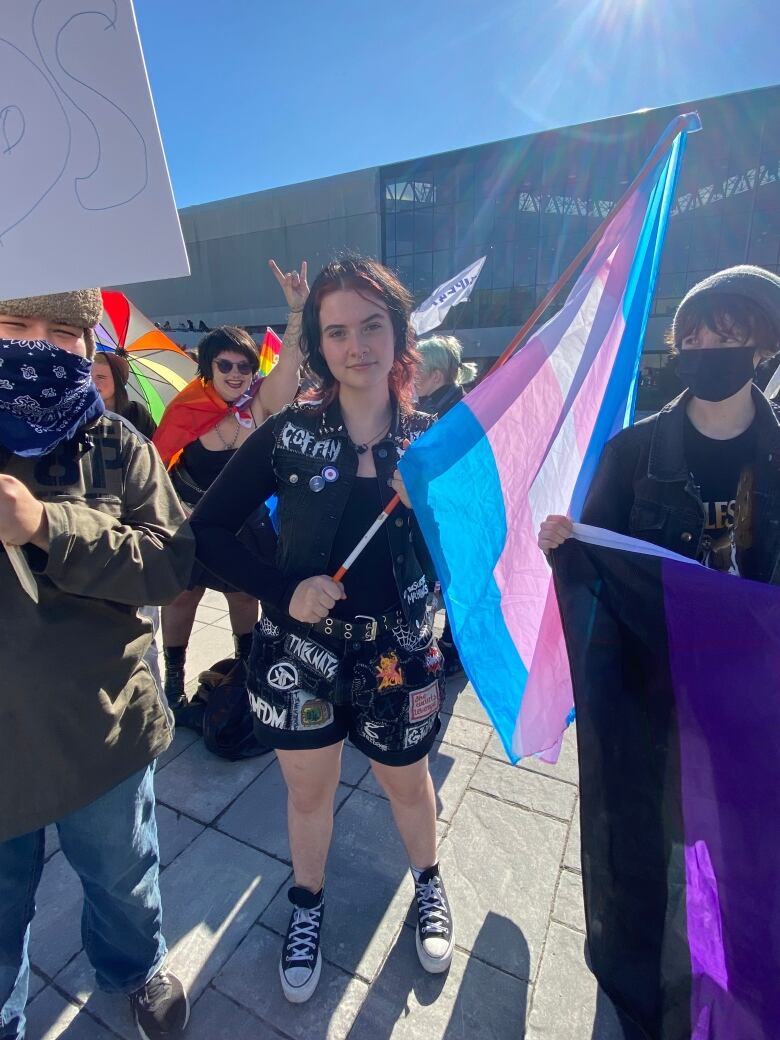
[153,261,304,709]
[190,256,452,1004]
[538,264,780,1038]
[539,265,780,574]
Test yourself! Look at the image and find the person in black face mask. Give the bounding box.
[538,264,780,578]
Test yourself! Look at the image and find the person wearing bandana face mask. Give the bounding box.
[0,291,193,1039]
[538,264,780,579]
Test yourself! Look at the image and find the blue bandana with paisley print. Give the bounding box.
[0,338,104,456]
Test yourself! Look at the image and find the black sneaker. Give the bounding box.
[129,968,189,1039]
[413,865,454,973]
[279,885,324,1003]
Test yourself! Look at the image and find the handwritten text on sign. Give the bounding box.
[0,0,189,298]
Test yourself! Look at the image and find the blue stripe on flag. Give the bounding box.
[570,132,689,520]
[402,403,528,753]
[403,113,699,762]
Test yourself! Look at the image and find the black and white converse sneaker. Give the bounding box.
[279,885,324,1003]
[413,864,454,973]
[129,968,189,1039]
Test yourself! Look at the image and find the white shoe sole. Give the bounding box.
[416,928,454,974]
[280,950,322,1003]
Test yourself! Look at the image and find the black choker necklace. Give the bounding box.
[350,418,392,454]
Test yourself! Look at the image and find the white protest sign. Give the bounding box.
[0,0,189,299]
[410,256,486,336]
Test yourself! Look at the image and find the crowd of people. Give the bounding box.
[2,253,780,1039]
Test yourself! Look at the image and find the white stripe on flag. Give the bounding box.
[526,272,607,537]
[572,523,700,565]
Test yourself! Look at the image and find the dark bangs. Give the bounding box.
[673,293,780,356]
[196,326,260,381]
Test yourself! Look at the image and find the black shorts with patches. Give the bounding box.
[245,612,446,765]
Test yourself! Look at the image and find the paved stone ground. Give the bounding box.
[27,594,629,1039]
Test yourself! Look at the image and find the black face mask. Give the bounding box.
[677,346,756,402]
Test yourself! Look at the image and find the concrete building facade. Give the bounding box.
[122,84,780,407]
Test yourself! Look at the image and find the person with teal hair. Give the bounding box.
[414,335,478,676]
[414,334,478,419]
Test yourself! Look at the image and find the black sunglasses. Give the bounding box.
[214,358,254,376]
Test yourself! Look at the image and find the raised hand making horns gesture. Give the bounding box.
[269,259,309,312]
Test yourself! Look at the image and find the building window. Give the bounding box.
[380,89,780,357]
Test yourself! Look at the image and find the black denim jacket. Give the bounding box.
[581,387,780,583]
[270,399,436,627]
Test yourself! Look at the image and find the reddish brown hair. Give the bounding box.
[300,255,419,411]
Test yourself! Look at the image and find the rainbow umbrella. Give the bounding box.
[96,291,197,424]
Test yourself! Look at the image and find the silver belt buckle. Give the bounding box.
[355,614,379,641]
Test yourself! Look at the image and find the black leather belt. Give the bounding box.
[312,609,403,643]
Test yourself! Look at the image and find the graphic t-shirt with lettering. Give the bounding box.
[683,417,756,574]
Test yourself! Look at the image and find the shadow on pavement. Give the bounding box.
[348,910,529,1039]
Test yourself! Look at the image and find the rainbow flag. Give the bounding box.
[259,327,283,376]
[400,113,700,763]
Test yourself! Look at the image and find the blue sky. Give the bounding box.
[135,0,779,208]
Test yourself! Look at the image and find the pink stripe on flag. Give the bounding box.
[470,182,651,759]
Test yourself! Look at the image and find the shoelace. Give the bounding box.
[415,878,450,936]
[135,971,172,1010]
[286,905,322,964]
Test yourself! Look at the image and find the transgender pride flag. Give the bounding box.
[400,112,701,763]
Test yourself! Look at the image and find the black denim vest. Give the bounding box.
[269,399,435,628]
[625,388,780,583]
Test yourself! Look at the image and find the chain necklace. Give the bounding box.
[348,417,392,455]
[215,412,241,450]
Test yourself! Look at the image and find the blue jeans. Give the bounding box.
[0,766,166,1040]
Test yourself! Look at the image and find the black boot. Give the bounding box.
[163,645,187,711]
[438,639,464,678]
[233,631,254,662]
[438,615,464,677]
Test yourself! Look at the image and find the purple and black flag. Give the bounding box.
[553,529,780,1040]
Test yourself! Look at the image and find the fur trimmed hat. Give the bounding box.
[0,288,103,357]
[672,265,780,349]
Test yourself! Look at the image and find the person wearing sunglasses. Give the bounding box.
[153,261,306,712]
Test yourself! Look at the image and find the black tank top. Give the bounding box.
[326,477,400,618]
[181,439,236,493]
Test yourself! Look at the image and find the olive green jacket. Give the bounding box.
[0,414,194,841]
